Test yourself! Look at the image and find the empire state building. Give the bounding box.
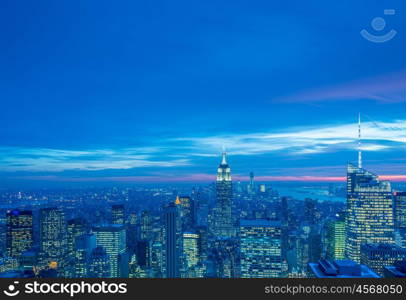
[213,152,235,237]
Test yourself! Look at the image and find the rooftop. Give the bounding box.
[309,259,380,278]
[240,219,281,228]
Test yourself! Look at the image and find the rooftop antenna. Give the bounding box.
[358,113,362,169]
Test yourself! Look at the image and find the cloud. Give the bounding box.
[176,119,406,157]
[0,119,405,173]
[274,71,406,103]
[0,146,190,172]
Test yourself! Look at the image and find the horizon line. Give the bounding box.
[7,174,406,183]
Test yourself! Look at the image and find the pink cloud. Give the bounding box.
[10,174,406,182]
[276,70,406,103]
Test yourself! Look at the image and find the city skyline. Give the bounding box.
[1,149,403,279]
[1,0,406,185]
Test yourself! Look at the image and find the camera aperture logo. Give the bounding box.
[3,281,20,297]
[3,281,127,298]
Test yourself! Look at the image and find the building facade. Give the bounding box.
[346,164,395,262]
[240,219,282,278]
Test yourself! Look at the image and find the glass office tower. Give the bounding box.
[93,225,126,277]
[240,219,282,278]
[6,209,33,258]
[346,164,395,263]
[39,207,67,269]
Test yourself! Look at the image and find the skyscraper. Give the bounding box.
[39,208,67,269]
[346,116,395,262]
[394,191,406,248]
[394,192,406,229]
[93,225,126,278]
[140,210,151,240]
[163,202,181,278]
[240,219,282,278]
[183,232,199,269]
[248,171,255,195]
[88,246,111,278]
[176,196,195,230]
[324,214,346,260]
[346,164,395,262]
[304,198,317,226]
[6,210,33,258]
[67,218,87,257]
[65,217,87,277]
[111,204,125,225]
[361,244,406,276]
[74,233,96,277]
[213,152,235,238]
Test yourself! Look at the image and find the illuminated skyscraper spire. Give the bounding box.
[221,151,227,165]
[217,151,231,181]
[358,113,362,169]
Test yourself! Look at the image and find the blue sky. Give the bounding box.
[1,0,406,184]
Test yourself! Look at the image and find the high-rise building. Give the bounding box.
[213,152,235,238]
[93,225,126,277]
[208,239,238,278]
[6,210,33,258]
[346,116,395,262]
[128,254,148,278]
[65,217,87,277]
[295,226,311,275]
[150,241,163,277]
[346,164,395,262]
[196,226,208,262]
[324,213,346,260]
[248,171,255,194]
[175,196,195,230]
[136,240,150,268]
[74,233,96,277]
[111,205,125,225]
[383,261,406,278]
[394,192,406,247]
[304,198,317,225]
[128,212,137,226]
[140,210,151,240]
[183,232,199,269]
[163,203,181,278]
[361,243,406,276]
[240,219,282,278]
[67,218,87,257]
[394,192,406,229]
[39,208,67,269]
[88,246,111,278]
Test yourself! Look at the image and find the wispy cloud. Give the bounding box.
[0,146,190,172]
[177,119,406,157]
[1,119,405,173]
[275,71,406,103]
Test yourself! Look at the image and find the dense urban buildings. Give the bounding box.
[0,144,405,279]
